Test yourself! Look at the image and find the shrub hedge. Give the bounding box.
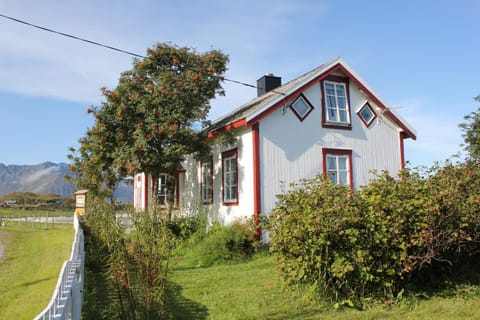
[269,161,480,302]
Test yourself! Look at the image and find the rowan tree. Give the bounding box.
[460,95,480,161]
[67,103,122,204]
[70,43,229,205]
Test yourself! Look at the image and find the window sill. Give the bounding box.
[222,201,239,206]
[322,122,352,130]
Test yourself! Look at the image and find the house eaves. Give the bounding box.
[208,57,417,140]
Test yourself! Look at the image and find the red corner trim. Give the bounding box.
[399,132,406,169]
[144,173,148,210]
[252,123,262,240]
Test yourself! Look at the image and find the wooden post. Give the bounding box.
[73,190,89,217]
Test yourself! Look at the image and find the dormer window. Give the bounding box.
[321,76,351,130]
[290,94,314,121]
[357,102,376,127]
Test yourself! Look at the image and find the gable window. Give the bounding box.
[322,148,353,188]
[357,101,376,127]
[321,76,351,129]
[157,173,176,206]
[222,149,238,205]
[290,94,314,121]
[201,158,213,204]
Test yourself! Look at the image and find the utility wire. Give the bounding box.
[0,13,145,59]
[0,13,286,96]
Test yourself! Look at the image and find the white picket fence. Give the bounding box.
[34,214,85,320]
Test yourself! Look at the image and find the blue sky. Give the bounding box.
[0,0,479,167]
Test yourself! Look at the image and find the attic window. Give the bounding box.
[290,94,314,121]
[321,75,352,130]
[357,102,376,127]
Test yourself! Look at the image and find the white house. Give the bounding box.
[133,57,416,235]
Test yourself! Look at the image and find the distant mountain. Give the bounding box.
[0,162,132,202]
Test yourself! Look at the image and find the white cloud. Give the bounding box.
[22,166,59,184]
[0,0,329,106]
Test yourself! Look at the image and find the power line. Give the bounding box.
[0,13,286,96]
[0,13,145,59]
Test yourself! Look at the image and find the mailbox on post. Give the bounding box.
[73,190,89,216]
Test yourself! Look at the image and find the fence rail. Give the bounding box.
[34,214,85,320]
[0,214,73,230]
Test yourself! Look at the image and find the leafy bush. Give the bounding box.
[168,211,207,242]
[270,162,480,302]
[194,221,257,266]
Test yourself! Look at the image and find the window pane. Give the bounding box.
[326,95,336,108]
[335,85,346,98]
[328,107,337,121]
[339,110,348,123]
[293,99,309,116]
[328,171,337,184]
[338,157,347,170]
[327,156,336,170]
[223,152,237,202]
[360,105,374,124]
[325,83,335,95]
[224,159,230,172]
[337,97,346,109]
[339,171,348,185]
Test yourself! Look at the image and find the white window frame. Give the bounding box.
[326,155,349,186]
[201,159,213,204]
[324,80,350,124]
[222,149,238,205]
[157,173,176,206]
[322,148,353,188]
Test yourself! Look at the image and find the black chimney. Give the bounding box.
[257,73,281,97]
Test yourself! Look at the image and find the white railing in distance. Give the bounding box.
[34,214,85,320]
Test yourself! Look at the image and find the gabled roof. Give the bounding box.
[208,57,416,140]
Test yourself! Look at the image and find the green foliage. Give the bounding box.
[182,221,258,267]
[167,211,207,243]
[270,162,480,303]
[82,204,174,319]
[69,43,229,206]
[459,95,480,160]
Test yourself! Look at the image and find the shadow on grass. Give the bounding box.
[82,259,209,319]
[20,277,53,287]
[164,281,209,320]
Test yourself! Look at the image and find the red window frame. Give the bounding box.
[322,148,353,188]
[320,75,352,130]
[221,148,239,206]
[289,93,314,122]
[357,101,377,127]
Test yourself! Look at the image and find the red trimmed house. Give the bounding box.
[134,57,416,237]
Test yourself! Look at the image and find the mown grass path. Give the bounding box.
[170,254,480,320]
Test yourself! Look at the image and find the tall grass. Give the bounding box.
[0,225,73,319]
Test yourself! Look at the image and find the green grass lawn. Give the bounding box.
[0,225,73,319]
[169,254,480,320]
